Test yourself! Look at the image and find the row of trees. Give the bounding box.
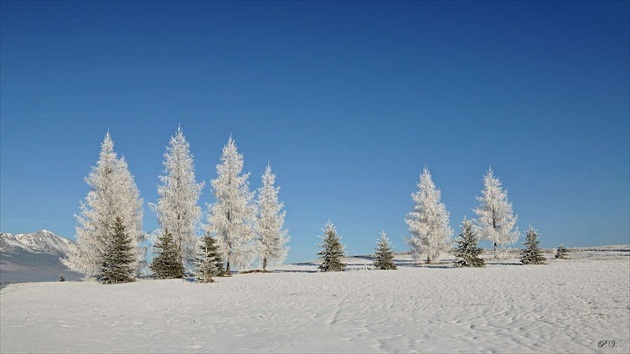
[64,128,290,283]
[314,165,542,272]
[315,217,549,273]
[404,166,521,265]
[64,128,554,283]
[316,221,397,272]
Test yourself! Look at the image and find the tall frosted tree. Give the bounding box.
[207,136,256,273]
[373,231,396,270]
[153,126,204,270]
[115,156,144,272]
[474,168,520,259]
[317,220,346,272]
[405,167,453,264]
[255,164,290,271]
[63,132,143,279]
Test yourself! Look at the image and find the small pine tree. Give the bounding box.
[317,221,346,272]
[196,233,225,282]
[101,217,136,284]
[520,225,546,265]
[453,218,485,268]
[59,274,65,282]
[150,229,185,279]
[555,244,569,259]
[373,231,396,270]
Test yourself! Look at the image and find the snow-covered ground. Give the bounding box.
[1,248,628,353]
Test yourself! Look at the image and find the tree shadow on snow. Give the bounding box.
[485,262,523,266]
[274,269,319,274]
[411,264,454,269]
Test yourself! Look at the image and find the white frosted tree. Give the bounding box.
[63,132,143,279]
[474,168,520,259]
[207,136,256,273]
[115,156,144,272]
[152,126,204,270]
[255,164,289,271]
[405,167,453,264]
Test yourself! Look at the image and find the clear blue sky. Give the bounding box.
[1,1,628,263]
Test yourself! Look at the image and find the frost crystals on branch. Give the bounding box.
[474,168,519,259]
[207,136,256,273]
[152,126,204,271]
[63,132,143,279]
[373,231,396,270]
[405,167,453,264]
[255,164,290,272]
[317,220,346,272]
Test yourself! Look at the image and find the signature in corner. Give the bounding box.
[598,340,616,348]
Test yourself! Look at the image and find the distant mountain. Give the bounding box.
[0,230,82,283]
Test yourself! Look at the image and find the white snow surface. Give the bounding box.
[1,248,628,353]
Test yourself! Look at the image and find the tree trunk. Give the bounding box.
[426,255,431,264]
[492,209,497,259]
[263,257,267,272]
[225,260,230,274]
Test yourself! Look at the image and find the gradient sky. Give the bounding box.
[1,1,628,263]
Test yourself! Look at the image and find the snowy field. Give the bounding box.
[1,248,628,353]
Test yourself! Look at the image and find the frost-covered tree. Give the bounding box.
[255,164,290,272]
[207,136,256,273]
[555,244,569,259]
[520,225,545,265]
[101,217,136,284]
[196,233,225,282]
[150,229,184,279]
[317,221,346,272]
[115,157,144,273]
[63,132,143,279]
[453,218,485,268]
[405,167,453,264]
[474,168,520,259]
[373,231,396,270]
[153,126,204,270]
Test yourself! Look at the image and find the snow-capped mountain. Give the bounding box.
[1,230,81,283]
[0,230,76,256]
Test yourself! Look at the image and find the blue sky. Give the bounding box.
[1,1,628,263]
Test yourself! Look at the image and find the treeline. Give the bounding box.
[63,127,289,283]
[63,127,558,285]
